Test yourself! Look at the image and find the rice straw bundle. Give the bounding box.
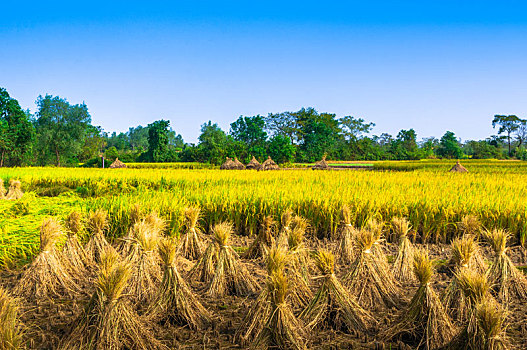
[345,229,403,311]
[336,205,358,264]
[0,287,24,350]
[392,217,416,283]
[276,209,294,248]
[129,203,143,227]
[5,180,23,200]
[483,228,527,302]
[285,221,313,309]
[244,216,276,259]
[301,249,376,334]
[85,210,111,264]
[179,207,205,260]
[0,179,6,199]
[458,215,482,238]
[61,211,90,281]
[147,237,212,330]
[126,219,163,305]
[14,218,77,299]
[207,222,259,297]
[382,249,456,349]
[60,247,166,350]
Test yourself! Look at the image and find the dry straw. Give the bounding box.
[391,217,416,283]
[0,179,6,200]
[0,287,24,350]
[382,249,456,349]
[14,218,77,299]
[458,215,482,238]
[85,209,111,264]
[61,247,166,350]
[179,206,205,260]
[336,205,358,264]
[484,228,527,302]
[61,211,90,283]
[344,229,403,311]
[300,249,376,334]
[276,209,294,248]
[244,216,276,259]
[206,222,259,297]
[5,179,23,200]
[147,237,212,330]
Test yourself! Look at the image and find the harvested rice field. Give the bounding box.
[1,160,527,349]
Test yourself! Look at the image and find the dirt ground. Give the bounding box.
[1,234,526,349]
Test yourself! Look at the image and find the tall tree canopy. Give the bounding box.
[492,115,525,156]
[0,88,34,166]
[35,95,91,166]
[436,131,463,159]
[146,120,171,162]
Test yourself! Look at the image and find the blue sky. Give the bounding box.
[1,1,526,142]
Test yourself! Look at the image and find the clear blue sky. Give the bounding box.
[1,1,526,143]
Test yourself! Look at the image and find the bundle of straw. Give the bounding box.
[61,211,90,281]
[0,179,6,199]
[244,216,276,259]
[179,207,205,260]
[5,180,23,200]
[85,210,111,264]
[276,209,294,248]
[336,205,357,264]
[61,247,166,350]
[301,249,376,334]
[458,215,482,238]
[391,217,416,283]
[0,287,24,350]
[147,237,212,330]
[484,229,527,302]
[382,249,456,349]
[286,221,313,309]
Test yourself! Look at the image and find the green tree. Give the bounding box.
[492,115,525,156]
[268,135,296,164]
[146,120,171,162]
[264,111,301,144]
[340,116,375,141]
[0,88,34,166]
[390,129,419,160]
[230,115,267,161]
[80,125,106,162]
[197,121,229,165]
[436,131,463,159]
[35,95,91,166]
[297,108,342,162]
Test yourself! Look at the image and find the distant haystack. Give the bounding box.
[312,156,330,170]
[246,156,261,170]
[220,157,237,170]
[5,179,23,200]
[260,156,280,171]
[0,179,5,199]
[450,161,468,173]
[109,158,127,169]
[232,157,245,170]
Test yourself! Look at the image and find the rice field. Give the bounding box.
[1,160,527,348]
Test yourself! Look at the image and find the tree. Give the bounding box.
[390,129,420,160]
[268,135,296,164]
[0,88,34,166]
[264,111,301,144]
[35,95,91,166]
[230,115,267,161]
[492,115,525,156]
[297,108,342,162]
[197,121,229,165]
[515,120,527,148]
[340,116,375,141]
[436,131,463,159]
[80,125,106,162]
[146,120,171,162]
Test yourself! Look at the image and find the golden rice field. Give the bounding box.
[1,159,527,267]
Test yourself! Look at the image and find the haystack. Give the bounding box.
[344,229,403,311]
[232,157,245,170]
[60,248,166,350]
[5,179,23,200]
[179,207,206,260]
[203,222,259,297]
[450,161,468,173]
[109,158,126,168]
[484,228,527,302]
[260,156,280,170]
[85,210,111,264]
[300,249,377,334]
[336,205,357,264]
[147,237,212,330]
[14,218,77,299]
[382,249,456,350]
[220,157,242,170]
[311,155,330,170]
[0,287,24,350]
[244,216,276,259]
[0,179,5,199]
[391,217,416,283]
[245,156,261,170]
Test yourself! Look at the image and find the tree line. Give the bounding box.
[1,87,526,167]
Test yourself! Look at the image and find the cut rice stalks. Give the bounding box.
[147,237,212,330]
[458,215,482,238]
[14,218,77,300]
[276,209,294,249]
[301,249,377,334]
[0,179,5,199]
[244,216,277,259]
[345,229,403,311]
[336,205,358,264]
[286,222,313,309]
[391,217,416,283]
[178,207,205,260]
[61,211,90,281]
[5,179,23,200]
[382,249,456,349]
[207,222,259,297]
[0,287,24,350]
[85,210,111,264]
[483,228,527,302]
[60,247,167,350]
